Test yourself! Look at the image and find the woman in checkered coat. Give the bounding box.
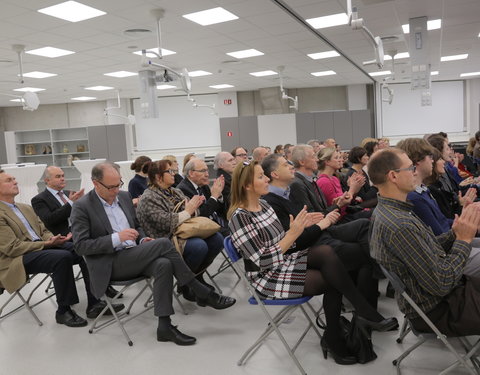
[228,160,397,365]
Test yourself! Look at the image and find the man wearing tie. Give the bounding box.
[31,166,124,312]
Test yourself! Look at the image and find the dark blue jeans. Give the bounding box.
[182,232,223,273]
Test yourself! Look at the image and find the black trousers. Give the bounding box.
[22,242,96,308]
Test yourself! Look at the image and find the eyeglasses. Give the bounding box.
[163,169,176,175]
[193,169,208,173]
[236,153,247,158]
[393,165,416,173]
[96,179,124,190]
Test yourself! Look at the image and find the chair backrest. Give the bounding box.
[379,264,406,294]
[224,236,241,263]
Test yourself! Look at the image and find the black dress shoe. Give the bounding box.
[55,310,88,327]
[157,325,196,346]
[196,291,236,310]
[357,316,399,332]
[86,301,125,319]
[105,286,123,299]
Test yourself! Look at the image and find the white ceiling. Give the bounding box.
[0,0,479,107]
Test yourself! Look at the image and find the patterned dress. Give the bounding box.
[229,200,308,299]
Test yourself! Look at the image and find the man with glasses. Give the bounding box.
[231,146,248,164]
[369,148,480,336]
[71,162,235,346]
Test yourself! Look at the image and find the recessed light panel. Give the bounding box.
[441,54,468,62]
[306,13,348,29]
[226,49,264,59]
[460,72,480,77]
[307,50,340,60]
[104,71,138,78]
[22,71,57,78]
[183,7,238,26]
[431,71,439,76]
[249,70,278,77]
[133,48,176,58]
[311,70,336,77]
[10,99,23,102]
[156,85,177,90]
[71,96,96,101]
[402,19,441,34]
[369,71,392,77]
[209,84,234,89]
[38,1,105,22]
[188,70,212,77]
[26,46,75,58]
[14,87,45,92]
[85,86,114,91]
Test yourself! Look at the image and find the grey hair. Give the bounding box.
[91,161,120,181]
[291,144,312,168]
[261,154,283,180]
[213,151,231,170]
[183,159,197,177]
[307,139,320,147]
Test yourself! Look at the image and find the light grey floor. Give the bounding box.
[0,258,478,375]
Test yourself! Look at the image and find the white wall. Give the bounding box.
[257,113,297,149]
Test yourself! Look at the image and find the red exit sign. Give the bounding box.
[224,99,232,105]
[227,131,233,137]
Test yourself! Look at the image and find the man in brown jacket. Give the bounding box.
[0,169,110,327]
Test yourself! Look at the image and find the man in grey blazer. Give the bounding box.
[71,162,235,346]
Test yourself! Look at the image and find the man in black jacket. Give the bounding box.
[261,154,380,308]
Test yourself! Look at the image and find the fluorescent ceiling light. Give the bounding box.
[183,7,238,26]
[85,86,114,91]
[311,70,336,77]
[26,46,75,58]
[188,70,212,77]
[133,48,176,58]
[384,52,410,60]
[209,84,234,89]
[104,71,138,78]
[431,71,439,76]
[156,85,176,90]
[402,19,442,34]
[14,87,45,92]
[250,70,278,77]
[369,71,392,77]
[441,54,468,62]
[307,50,340,60]
[306,13,348,29]
[38,1,105,22]
[71,96,96,101]
[22,71,57,78]
[460,72,480,77]
[10,99,22,102]
[226,49,264,59]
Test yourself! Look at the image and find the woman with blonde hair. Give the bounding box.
[228,161,397,365]
[162,155,183,187]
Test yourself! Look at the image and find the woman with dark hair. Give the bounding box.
[363,141,379,157]
[346,147,378,208]
[128,155,152,199]
[137,160,225,301]
[228,161,397,365]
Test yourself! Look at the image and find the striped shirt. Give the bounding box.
[370,195,471,318]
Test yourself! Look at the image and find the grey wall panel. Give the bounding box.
[333,111,353,149]
[106,124,127,162]
[88,126,108,159]
[295,113,315,144]
[238,116,258,153]
[0,132,7,164]
[314,112,334,141]
[219,117,240,152]
[351,110,373,147]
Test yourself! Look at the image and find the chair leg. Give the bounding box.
[393,336,428,374]
[397,318,410,343]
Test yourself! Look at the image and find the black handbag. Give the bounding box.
[340,314,377,364]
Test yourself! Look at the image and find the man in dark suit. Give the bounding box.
[31,165,121,300]
[70,162,235,345]
[213,151,236,209]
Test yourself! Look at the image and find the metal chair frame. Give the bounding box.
[380,265,480,375]
[0,274,55,326]
[224,236,322,375]
[88,276,154,346]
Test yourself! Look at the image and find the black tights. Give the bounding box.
[303,245,384,351]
